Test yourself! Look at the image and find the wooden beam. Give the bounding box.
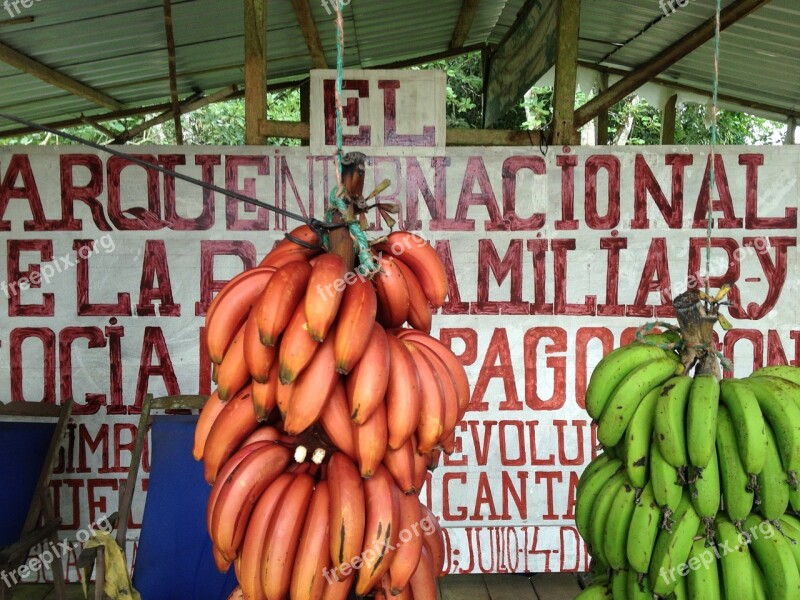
[163,0,183,144]
[244,0,267,145]
[450,0,480,49]
[661,94,678,144]
[0,16,34,27]
[574,0,773,128]
[114,85,238,143]
[291,0,328,69]
[299,80,310,147]
[551,0,581,145]
[577,60,800,120]
[0,41,123,110]
[79,115,117,139]
[596,72,609,145]
[788,117,797,145]
[260,119,543,146]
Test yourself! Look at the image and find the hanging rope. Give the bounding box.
[324,0,378,274]
[705,0,722,297]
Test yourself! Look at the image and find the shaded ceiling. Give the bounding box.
[0,0,796,137]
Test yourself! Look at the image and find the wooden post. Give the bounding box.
[551,0,581,145]
[244,0,267,145]
[788,117,797,145]
[163,0,183,144]
[300,80,310,147]
[596,73,609,145]
[661,94,678,145]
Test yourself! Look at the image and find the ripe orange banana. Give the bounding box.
[383,437,417,495]
[395,330,470,419]
[319,382,357,460]
[206,267,275,363]
[355,465,400,595]
[284,333,339,435]
[427,448,443,471]
[441,429,456,454]
[289,481,331,600]
[238,472,293,600]
[243,310,275,384]
[216,321,251,402]
[389,491,425,593]
[378,232,447,308]
[320,572,353,600]
[259,225,320,267]
[408,546,437,600]
[261,472,315,600]
[213,544,232,573]
[207,441,271,539]
[252,361,278,421]
[275,377,294,421]
[420,504,445,576]
[394,258,432,333]
[304,253,348,342]
[354,400,388,479]
[259,249,314,270]
[404,343,444,454]
[413,444,428,494]
[347,323,390,425]
[203,384,259,484]
[194,390,225,461]
[278,300,319,384]
[413,343,458,446]
[254,260,312,346]
[210,443,291,561]
[374,255,410,329]
[385,334,422,450]
[328,452,366,570]
[240,426,280,447]
[334,278,378,374]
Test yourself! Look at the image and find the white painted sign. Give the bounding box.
[0,145,798,581]
[310,69,446,156]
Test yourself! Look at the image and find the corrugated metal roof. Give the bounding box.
[0,0,795,136]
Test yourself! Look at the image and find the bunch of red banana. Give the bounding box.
[194,225,467,600]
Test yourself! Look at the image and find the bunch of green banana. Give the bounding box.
[576,344,800,599]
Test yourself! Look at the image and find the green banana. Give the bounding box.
[654,374,692,468]
[743,514,800,600]
[624,386,661,489]
[689,444,721,519]
[610,569,627,600]
[776,514,800,572]
[687,373,720,469]
[716,405,755,523]
[585,343,672,419]
[719,378,767,474]
[651,436,685,515]
[603,479,638,570]
[574,581,612,600]
[626,570,653,600]
[589,471,627,566]
[649,493,701,597]
[598,357,679,447]
[578,453,613,496]
[756,424,790,520]
[687,530,722,600]
[790,481,800,512]
[742,376,800,478]
[752,561,768,600]
[715,516,754,600]
[575,458,623,541]
[751,365,800,386]
[674,571,689,600]
[627,481,662,574]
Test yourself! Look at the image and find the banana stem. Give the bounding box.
[673,290,722,379]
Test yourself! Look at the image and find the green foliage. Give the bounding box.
[0,51,785,147]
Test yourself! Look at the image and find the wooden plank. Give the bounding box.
[0,41,123,110]
[551,0,581,145]
[574,0,774,128]
[0,402,60,417]
[440,574,491,600]
[530,573,582,600]
[484,0,558,126]
[483,574,537,600]
[787,117,796,145]
[291,0,328,69]
[661,93,678,144]
[244,0,267,145]
[162,0,183,144]
[450,0,480,49]
[596,72,609,145]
